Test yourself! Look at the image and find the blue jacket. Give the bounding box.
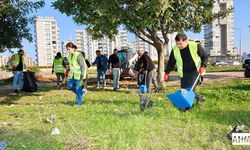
[93,55,108,70]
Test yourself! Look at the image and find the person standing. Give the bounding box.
[93,50,108,89]
[164,33,208,112]
[52,52,66,88]
[8,49,25,93]
[66,42,87,105]
[108,49,121,91]
[136,50,159,92]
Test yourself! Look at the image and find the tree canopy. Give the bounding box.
[0,0,45,52]
[53,0,232,85]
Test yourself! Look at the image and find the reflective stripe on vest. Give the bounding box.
[12,54,24,67]
[68,51,82,80]
[53,58,65,73]
[173,41,201,78]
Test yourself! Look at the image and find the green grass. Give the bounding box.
[0,80,250,149]
[206,65,243,72]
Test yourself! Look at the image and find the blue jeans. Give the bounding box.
[68,78,85,105]
[112,68,120,90]
[13,71,23,90]
[97,69,107,87]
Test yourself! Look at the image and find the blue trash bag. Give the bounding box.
[139,85,148,93]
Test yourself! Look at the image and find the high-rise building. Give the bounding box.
[113,30,129,50]
[204,0,235,57]
[0,55,9,67]
[75,30,128,62]
[35,16,61,66]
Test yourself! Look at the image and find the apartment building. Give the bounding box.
[75,30,125,62]
[35,16,61,66]
[204,0,235,57]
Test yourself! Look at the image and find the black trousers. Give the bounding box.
[56,73,65,86]
[181,72,198,89]
[181,71,203,109]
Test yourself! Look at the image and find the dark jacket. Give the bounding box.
[165,44,208,74]
[135,53,155,73]
[108,53,120,68]
[93,55,108,70]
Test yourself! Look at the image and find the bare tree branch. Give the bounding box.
[134,31,154,46]
[140,29,153,41]
[146,28,163,44]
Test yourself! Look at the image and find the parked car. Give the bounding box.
[243,59,250,77]
[212,60,228,66]
[228,60,241,66]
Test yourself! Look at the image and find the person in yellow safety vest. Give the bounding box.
[7,49,26,93]
[66,42,87,105]
[164,33,208,112]
[52,52,66,88]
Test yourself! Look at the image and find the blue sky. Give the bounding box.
[1,0,250,59]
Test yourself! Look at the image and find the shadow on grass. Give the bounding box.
[0,86,57,105]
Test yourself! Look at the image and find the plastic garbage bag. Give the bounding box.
[0,140,9,150]
[51,127,60,135]
[46,115,57,124]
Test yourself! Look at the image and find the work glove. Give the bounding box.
[198,67,205,74]
[64,71,69,77]
[164,73,169,81]
[12,66,16,71]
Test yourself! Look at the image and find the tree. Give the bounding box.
[53,0,232,86]
[0,0,45,52]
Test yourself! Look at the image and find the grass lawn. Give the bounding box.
[0,80,249,149]
[206,65,243,72]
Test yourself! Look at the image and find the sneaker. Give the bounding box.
[14,89,19,93]
[184,109,190,113]
[82,89,87,96]
[96,86,100,89]
[103,86,107,90]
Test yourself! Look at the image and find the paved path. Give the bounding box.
[0,71,248,91]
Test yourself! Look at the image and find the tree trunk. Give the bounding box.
[156,44,167,87]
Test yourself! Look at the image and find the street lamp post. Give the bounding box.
[234,28,241,61]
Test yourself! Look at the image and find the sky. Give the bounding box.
[1,0,250,59]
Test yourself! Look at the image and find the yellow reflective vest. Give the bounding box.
[11,54,24,67]
[68,51,87,80]
[173,41,202,78]
[53,58,65,73]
